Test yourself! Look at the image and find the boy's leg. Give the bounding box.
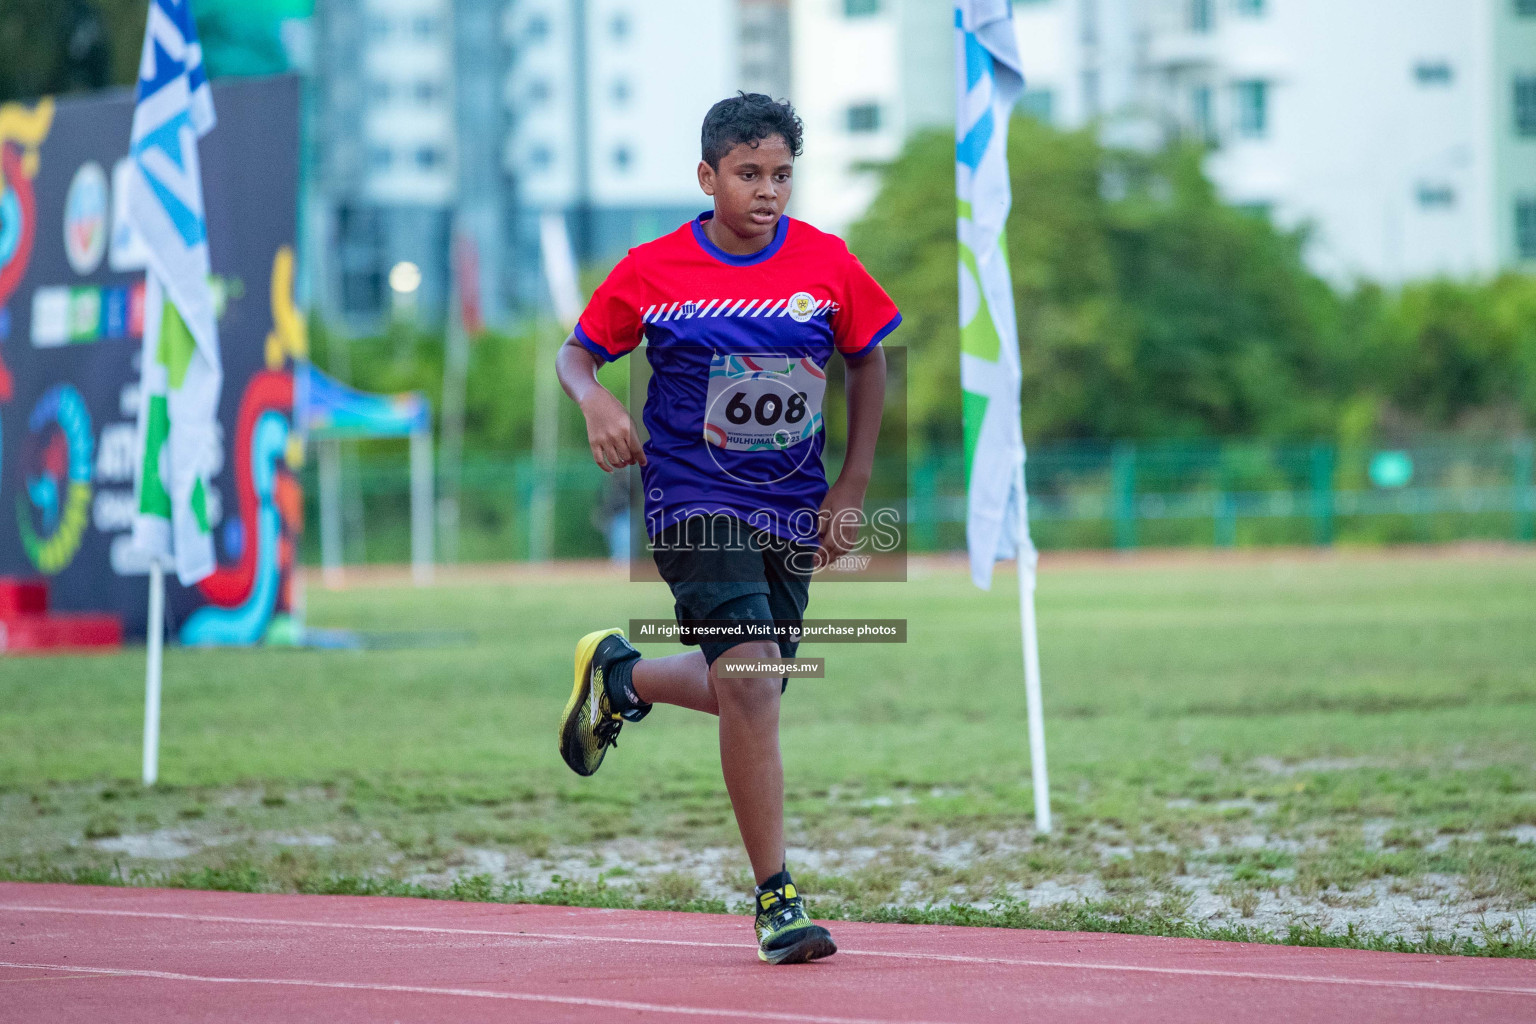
[711,638,786,885]
[631,652,717,715]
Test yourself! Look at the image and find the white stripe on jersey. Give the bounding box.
[763,299,787,317]
[726,299,747,316]
[741,300,762,317]
[699,299,721,318]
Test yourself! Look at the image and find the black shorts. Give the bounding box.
[652,514,814,669]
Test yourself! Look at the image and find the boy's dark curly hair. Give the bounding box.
[700,92,804,170]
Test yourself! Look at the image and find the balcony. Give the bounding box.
[1144,27,1220,69]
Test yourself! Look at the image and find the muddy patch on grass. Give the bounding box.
[6,784,1534,950]
[384,826,1536,946]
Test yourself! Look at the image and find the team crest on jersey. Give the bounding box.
[682,301,699,317]
[788,291,816,323]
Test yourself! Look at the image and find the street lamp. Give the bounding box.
[388,260,421,320]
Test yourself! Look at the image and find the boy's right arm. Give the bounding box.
[556,334,647,472]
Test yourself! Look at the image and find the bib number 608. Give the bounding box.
[725,390,808,427]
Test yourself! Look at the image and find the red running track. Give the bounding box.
[1,883,1533,1023]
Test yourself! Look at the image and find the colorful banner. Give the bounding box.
[955,0,1035,590]
[0,77,303,642]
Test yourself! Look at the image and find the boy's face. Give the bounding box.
[697,134,794,243]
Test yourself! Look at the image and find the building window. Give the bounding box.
[413,16,436,37]
[1019,88,1054,124]
[844,0,880,16]
[1082,69,1101,118]
[1414,62,1454,86]
[613,146,632,172]
[416,147,444,170]
[414,80,440,103]
[369,146,392,170]
[1233,80,1269,138]
[1517,199,1536,259]
[528,145,553,170]
[846,103,881,132]
[612,79,631,104]
[1234,0,1265,15]
[1416,183,1456,209]
[1516,75,1536,136]
[1191,85,1215,141]
[1190,0,1215,32]
[611,13,630,39]
[528,79,551,103]
[525,14,549,41]
[342,268,384,315]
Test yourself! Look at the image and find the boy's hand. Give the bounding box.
[579,389,647,472]
[814,478,866,570]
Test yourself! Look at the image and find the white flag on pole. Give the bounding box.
[955,0,1035,592]
[956,0,1051,833]
[128,0,221,587]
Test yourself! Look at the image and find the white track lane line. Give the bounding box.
[2,903,1534,998]
[0,961,951,1024]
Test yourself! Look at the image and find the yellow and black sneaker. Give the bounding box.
[558,628,646,777]
[753,871,836,965]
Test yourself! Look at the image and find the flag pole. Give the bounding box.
[1014,458,1050,833]
[142,562,164,786]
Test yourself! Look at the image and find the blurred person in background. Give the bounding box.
[593,469,631,565]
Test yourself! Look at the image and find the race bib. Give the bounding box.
[703,353,826,451]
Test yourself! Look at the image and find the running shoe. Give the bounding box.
[754,874,836,965]
[558,628,641,776]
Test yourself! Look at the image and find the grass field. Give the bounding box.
[4,548,1536,956]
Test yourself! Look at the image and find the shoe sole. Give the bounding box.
[557,627,624,777]
[759,926,837,965]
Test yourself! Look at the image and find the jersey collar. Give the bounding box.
[691,211,790,267]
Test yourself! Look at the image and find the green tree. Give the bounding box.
[0,0,145,103]
[1346,275,1536,436]
[848,118,1345,445]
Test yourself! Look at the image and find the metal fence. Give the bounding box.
[297,437,1536,566]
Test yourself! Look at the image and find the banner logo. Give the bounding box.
[0,100,55,311]
[17,384,94,575]
[64,162,110,275]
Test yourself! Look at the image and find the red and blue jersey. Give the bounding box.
[576,212,901,542]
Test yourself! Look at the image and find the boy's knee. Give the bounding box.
[711,641,784,712]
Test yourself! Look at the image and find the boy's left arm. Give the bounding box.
[817,345,887,567]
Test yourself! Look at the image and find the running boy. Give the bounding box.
[554,93,899,965]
